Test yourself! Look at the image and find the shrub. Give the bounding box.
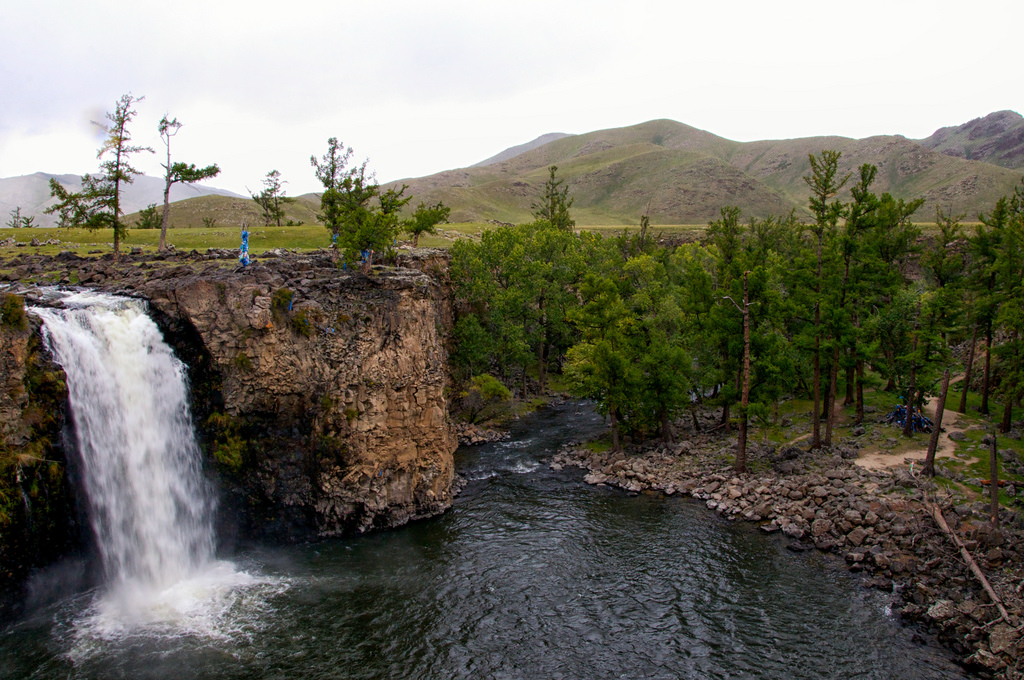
[459,374,512,424]
[136,203,161,229]
[291,309,314,337]
[205,412,246,471]
[1,294,28,332]
[271,288,294,312]
[213,436,245,471]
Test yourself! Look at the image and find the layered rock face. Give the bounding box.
[0,297,78,600]
[130,252,457,539]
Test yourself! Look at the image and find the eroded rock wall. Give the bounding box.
[133,253,457,539]
[0,297,79,605]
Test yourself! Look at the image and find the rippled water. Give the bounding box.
[1,402,971,679]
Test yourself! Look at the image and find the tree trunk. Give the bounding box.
[537,341,546,394]
[999,331,1018,433]
[825,346,840,447]
[610,408,621,452]
[735,272,750,474]
[811,228,823,451]
[690,404,701,433]
[929,503,1010,623]
[720,403,730,435]
[924,369,950,477]
[958,322,978,413]
[159,140,173,252]
[844,363,855,406]
[980,323,993,415]
[660,407,673,444]
[537,302,547,393]
[903,301,921,438]
[811,329,821,449]
[855,360,865,425]
[902,366,917,438]
[989,433,999,528]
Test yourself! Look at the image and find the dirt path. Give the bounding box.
[855,392,969,471]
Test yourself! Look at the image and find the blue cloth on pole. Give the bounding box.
[239,229,250,267]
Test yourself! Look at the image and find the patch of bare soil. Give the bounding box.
[855,379,971,472]
[856,397,967,471]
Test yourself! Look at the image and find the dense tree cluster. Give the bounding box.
[450,160,1024,468]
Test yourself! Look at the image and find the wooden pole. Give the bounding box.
[929,503,1010,623]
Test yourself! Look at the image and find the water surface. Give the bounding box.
[1,402,970,679]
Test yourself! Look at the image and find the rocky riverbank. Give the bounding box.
[550,431,1024,678]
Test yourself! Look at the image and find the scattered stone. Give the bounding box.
[454,422,508,446]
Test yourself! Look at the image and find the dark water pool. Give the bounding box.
[0,402,970,679]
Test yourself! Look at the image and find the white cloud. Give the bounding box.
[1,0,1020,196]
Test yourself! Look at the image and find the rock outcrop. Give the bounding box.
[0,294,79,606]
[133,253,457,540]
[2,249,458,545]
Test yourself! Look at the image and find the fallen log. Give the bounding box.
[928,502,1011,624]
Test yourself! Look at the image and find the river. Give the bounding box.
[1,401,971,679]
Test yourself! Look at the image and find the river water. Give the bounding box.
[2,398,971,679]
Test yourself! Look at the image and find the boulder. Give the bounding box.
[847,527,869,547]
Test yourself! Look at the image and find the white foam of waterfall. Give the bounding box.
[31,291,284,643]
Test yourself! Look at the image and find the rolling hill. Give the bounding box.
[388,117,1024,225]
[0,172,242,228]
[6,112,1024,231]
[124,193,322,231]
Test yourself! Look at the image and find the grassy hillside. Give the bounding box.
[124,194,321,230]
[389,119,1024,225]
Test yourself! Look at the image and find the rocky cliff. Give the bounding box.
[0,293,79,603]
[1,248,458,550]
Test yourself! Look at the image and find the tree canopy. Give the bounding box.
[449,149,1024,463]
[45,93,153,260]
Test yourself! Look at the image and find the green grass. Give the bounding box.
[946,380,1014,422]
[3,220,706,259]
[0,225,337,257]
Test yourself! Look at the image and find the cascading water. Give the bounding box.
[34,292,213,587]
[29,291,277,640]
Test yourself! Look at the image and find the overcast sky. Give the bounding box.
[1,0,1020,197]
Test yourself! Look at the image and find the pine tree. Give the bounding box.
[45,93,153,260]
[531,165,575,231]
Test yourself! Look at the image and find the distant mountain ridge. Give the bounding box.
[390,113,1024,225]
[0,172,242,228]
[471,133,572,167]
[916,111,1024,169]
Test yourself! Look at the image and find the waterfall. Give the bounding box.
[29,291,256,635]
[32,292,214,589]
